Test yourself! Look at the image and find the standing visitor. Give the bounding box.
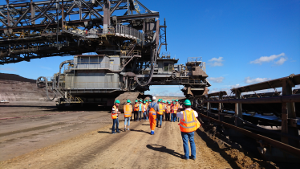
[123,99,132,131]
[177,99,201,160]
[111,100,121,134]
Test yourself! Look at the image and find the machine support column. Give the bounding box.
[235,90,243,127]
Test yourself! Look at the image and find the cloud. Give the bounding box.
[0,67,16,71]
[250,53,285,65]
[230,84,240,88]
[39,66,52,70]
[275,57,287,65]
[208,77,224,83]
[245,77,270,84]
[208,57,224,67]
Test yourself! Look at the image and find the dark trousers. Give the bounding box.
[156,114,162,127]
[112,118,119,133]
[165,113,170,121]
[171,113,177,122]
[134,111,138,120]
[137,111,142,121]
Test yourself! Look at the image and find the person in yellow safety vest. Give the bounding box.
[111,100,121,134]
[145,100,149,108]
[133,100,139,121]
[165,101,171,121]
[147,96,159,135]
[156,99,164,128]
[142,101,148,121]
[177,99,201,160]
[171,101,178,122]
[123,99,133,131]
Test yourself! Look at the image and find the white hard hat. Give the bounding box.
[152,96,156,100]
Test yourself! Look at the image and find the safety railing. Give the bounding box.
[199,74,300,148]
[115,24,144,42]
[74,61,116,70]
[66,82,120,89]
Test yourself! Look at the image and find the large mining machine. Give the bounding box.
[0,0,210,107]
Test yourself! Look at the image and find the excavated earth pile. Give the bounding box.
[0,73,52,101]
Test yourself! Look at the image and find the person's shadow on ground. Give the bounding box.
[146,144,183,158]
[97,131,111,134]
[130,129,151,134]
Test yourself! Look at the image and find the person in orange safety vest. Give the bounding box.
[177,99,201,160]
[111,100,121,134]
[165,101,171,121]
[123,99,132,131]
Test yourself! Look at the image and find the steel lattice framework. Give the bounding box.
[0,0,165,64]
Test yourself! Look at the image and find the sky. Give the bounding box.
[1,0,300,96]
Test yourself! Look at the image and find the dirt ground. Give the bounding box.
[0,101,235,169]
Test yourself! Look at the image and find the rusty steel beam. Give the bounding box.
[207,91,227,97]
[203,94,300,104]
[197,112,300,157]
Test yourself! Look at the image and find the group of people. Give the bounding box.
[131,98,182,123]
[110,96,201,160]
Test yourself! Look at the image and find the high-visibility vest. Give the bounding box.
[142,104,147,112]
[134,103,139,111]
[179,109,199,133]
[111,105,118,119]
[148,102,157,116]
[158,103,164,115]
[123,104,132,118]
[166,105,171,113]
[173,104,178,114]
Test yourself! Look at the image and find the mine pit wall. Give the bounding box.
[0,79,51,101]
[0,73,55,101]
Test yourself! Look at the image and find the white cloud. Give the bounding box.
[208,77,224,83]
[230,84,240,88]
[250,53,285,64]
[0,67,16,71]
[275,57,287,65]
[208,57,224,67]
[245,77,270,84]
[39,66,52,70]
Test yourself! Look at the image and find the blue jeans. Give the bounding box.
[156,114,162,126]
[112,118,119,133]
[181,132,196,159]
[124,117,130,126]
[143,112,148,120]
[171,113,177,122]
